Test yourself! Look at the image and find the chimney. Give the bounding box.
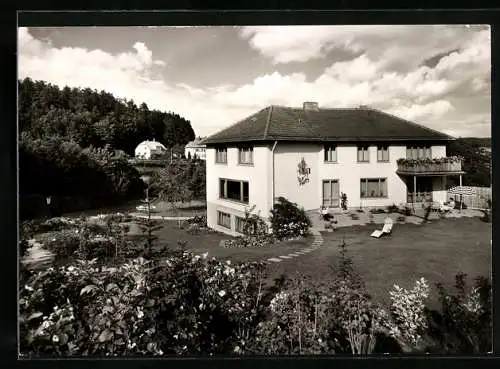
[303,101,319,111]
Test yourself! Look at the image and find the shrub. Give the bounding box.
[387,278,430,352]
[369,208,386,214]
[37,217,78,233]
[398,206,413,216]
[19,253,270,357]
[43,231,81,261]
[270,197,311,240]
[250,271,387,355]
[387,204,399,213]
[423,273,492,354]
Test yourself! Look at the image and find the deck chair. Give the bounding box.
[371,218,394,238]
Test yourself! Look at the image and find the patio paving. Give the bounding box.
[306,207,485,231]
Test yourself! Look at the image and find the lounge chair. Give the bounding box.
[371,218,394,238]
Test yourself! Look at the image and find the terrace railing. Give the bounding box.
[397,157,463,174]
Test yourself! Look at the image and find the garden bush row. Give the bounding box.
[19,226,492,356]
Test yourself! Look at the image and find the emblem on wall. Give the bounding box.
[297,157,311,185]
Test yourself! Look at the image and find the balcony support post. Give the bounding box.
[413,175,416,212]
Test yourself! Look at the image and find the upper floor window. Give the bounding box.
[377,145,389,162]
[357,145,370,162]
[406,145,431,159]
[215,147,227,163]
[324,144,337,162]
[238,146,254,165]
[219,178,249,203]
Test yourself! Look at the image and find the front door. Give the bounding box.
[323,179,340,208]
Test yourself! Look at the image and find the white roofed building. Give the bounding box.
[185,137,207,160]
[134,139,167,159]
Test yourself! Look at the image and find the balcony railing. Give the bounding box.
[396,157,463,174]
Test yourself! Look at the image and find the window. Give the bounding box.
[216,148,227,163]
[235,216,246,234]
[406,145,431,159]
[324,144,337,162]
[357,145,370,162]
[217,211,231,229]
[219,179,249,203]
[377,146,389,162]
[360,178,387,198]
[238,147,254,164]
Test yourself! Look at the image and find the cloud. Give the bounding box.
[239,25,488,69]
[18,26,491,137]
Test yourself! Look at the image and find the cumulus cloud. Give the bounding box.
[18,26,491,137]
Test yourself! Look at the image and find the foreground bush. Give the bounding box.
[270,197,311,240]
[19,252,269,357]
[424,273,492,354]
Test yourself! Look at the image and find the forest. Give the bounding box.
[447,137,491,187]
[19,78,198,220]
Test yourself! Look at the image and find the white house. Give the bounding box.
[203,102,465,236]
[185,137,207,160]
[134,139,167,159]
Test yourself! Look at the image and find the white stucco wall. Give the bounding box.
[431,145,447,158]
[273,143,321,211]
[315,144,408,210]
[206,145,272,235]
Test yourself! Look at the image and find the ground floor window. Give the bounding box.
[217,211,231,229]
[219,178,249,203]
[360,178,388,198]
[235,216,246,234]
[322,179,340,207]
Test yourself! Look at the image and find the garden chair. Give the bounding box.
[370,217,393,238]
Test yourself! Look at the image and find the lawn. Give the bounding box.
[264,217,491,308]
[129,220,314,263]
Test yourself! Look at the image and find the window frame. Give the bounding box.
[357,145,370,163]
[217,211,231,229]
[406,145,432,160]
[377,145,390,162]
[360,178,388,199]
[238,146,254,165]
[324,144,338,163]
[219,178,250,204]
[215,147,228,164]
[235,216,246,234]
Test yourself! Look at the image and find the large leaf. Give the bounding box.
[98,329,114,342]
[26,312,43,321]
[80,285,99,295]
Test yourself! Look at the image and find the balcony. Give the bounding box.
[396,156,465,176]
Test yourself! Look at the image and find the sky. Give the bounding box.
[18,25,491,138]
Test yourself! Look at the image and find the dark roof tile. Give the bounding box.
[203,105,453,145]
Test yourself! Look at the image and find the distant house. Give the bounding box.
[134,139,167,159]
[203,102,465,236]
[185,137,207,160]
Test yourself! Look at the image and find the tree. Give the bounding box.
[447,138,491,187]
[151,164,193,215]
